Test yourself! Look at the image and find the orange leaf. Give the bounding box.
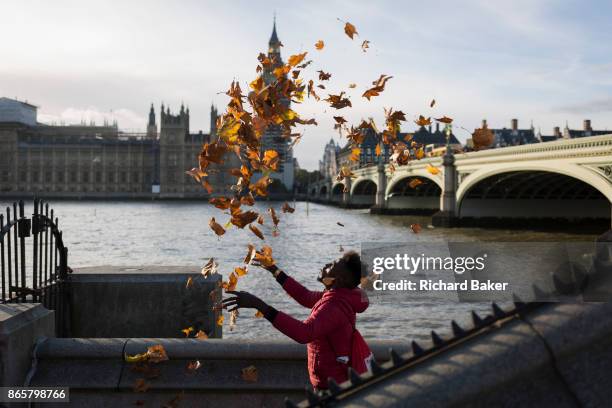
[186,360,202,373]
[254,310,264,318]
[410,223,422,234]
[250,176,271,197]
[435,116,453,124]
[146,344,169,363]
[375,143,382,157]
[231,210,258,229]
[209,197,231,210]
[288,52,307,67]
[315,40,325,50]
[344,22,358,39]
[350,147,361,162]
[234,266,248,277]
[195,330,208,340]
[415,115,431,127]
[244,244,257,264]
[426,164,441,175]
[217,315,224,326]
[268,207,280,226]
[362,74,392,100]
[182,326,194,337]
[408,178,423,189]
[415,147,425,159]
[186,276,194,288]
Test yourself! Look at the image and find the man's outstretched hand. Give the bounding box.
[223,291,267,312]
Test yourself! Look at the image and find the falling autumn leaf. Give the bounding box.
[182,327,194,337]
[361,40,370,52]
[472,126,494,150]
[408,178,423,189]
[146,344,169,364]
[234,266,248,277]
[415,147,425,159]
[242,365,258,383]
[362,74,393,100]
[209,217,226,236]
[415,115,432,127]
[344,22,358,39]
[249,224,265,240]
[435,116,453,124]
[337,222,345,227]
[222,272,238,292]
[315,40,325,50]
[268,208,280,226]
[430,99,436,108]
[244,244,257,264]
[348,83,357,88]
[281,202,295,213]
[186,360,202,373]
[217,315,224,326]
[195,330,208,340]
[325,92,352,109]
[254,310,264,318]
[375,143,382,156]
[288,52,308,67]
[186,276,194,289]
[426,164,441,175]
[410,223,422,234]
[201,258,218,278]
[318,70,332,81]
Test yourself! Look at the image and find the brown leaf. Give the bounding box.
[472,126,494,150]
[337,222,345,227]
[281,202,295,213]
[209,217,226,236]
[435,116,453,124]
[318,70,332,81]
[186,276,194,289]
[408,178,423,189]
[430,99,436,108]
[234,266,248,277]
[348,83,357,88]
[231,210,258,229]
[362,74,393,100]
[146,344,169,364]
[209,197,231,210]
[242,365,258,382]
[325,92,352,109]
[249,224,265,240]
[244,244,257,264]
[410,223,422,234]
[344,22,358,39]
[181,326,194,337]
[315,40,325,50]
[249,176,271,197]
[268,207,280,226]
[361,40,370,52]
[186,360,202,373]
[254,310,264,318]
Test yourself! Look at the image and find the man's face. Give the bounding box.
[318,258,345,287]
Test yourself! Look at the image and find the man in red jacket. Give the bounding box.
[223,251,369,391]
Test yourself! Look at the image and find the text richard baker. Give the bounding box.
[370,253,509,292]
[373,279,509,291]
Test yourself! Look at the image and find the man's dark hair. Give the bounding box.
[340,250,363,288]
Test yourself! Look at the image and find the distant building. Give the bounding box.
[491,119,538,147]
[257,18,294,192]
[335,124,460,171]
[319,138,340,181]
[536,120,609,143]
[0,97,237,198]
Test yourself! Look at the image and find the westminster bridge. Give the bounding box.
[307,134,612,227]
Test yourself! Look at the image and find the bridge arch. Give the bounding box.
[457,163,612,220]
[385,174,442,212]
[331,182,344,203]
[350,178,377,207]
[319,185,328,197]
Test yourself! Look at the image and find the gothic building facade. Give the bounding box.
[0,97,235,198]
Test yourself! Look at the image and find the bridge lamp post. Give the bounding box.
[432,124,458,227]
[375,143,387,210]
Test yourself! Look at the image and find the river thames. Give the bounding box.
[0,200,598,342]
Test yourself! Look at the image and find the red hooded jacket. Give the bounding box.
[266,272,369,389]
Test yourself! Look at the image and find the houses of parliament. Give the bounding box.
[0,97,239,199]
[0,22,295,199]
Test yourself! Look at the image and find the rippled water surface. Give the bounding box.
[0,200,597,342]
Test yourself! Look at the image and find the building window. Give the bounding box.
[32,171,39,183]
[132,172,140,183]
[70,172,77,183]
[82,171,89,183]
[95,172,102,183]
[120,172,127,183]
[57,171,64,182]
[107,172,115,183]
[45,171,52,183]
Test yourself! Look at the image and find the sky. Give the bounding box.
[1,0,611,169]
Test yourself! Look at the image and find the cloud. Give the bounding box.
[556,98,612,114]
[38,106,146,130]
